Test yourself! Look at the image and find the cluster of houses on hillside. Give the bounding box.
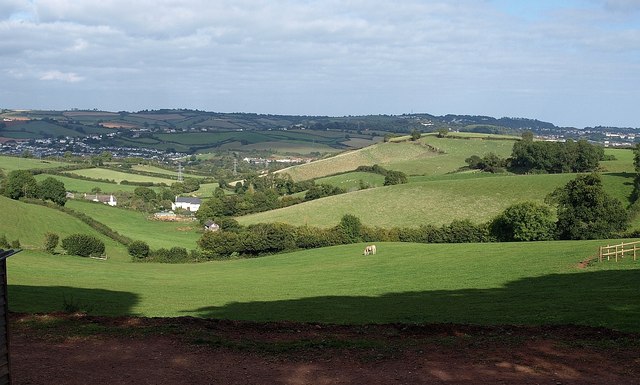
[242,156,313,165]
[0,135,186,160]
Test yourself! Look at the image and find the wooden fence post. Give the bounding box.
[599,246,603,262]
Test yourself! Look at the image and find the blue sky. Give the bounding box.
[1,0,639,127]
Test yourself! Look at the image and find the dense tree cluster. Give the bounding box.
[510,138,603,174]
[355,164,408,186]
[465,153,508,173]
[1,170,67,206]
[546,173,627,239]
[465,136,604,175]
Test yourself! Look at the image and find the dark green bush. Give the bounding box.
[0,235,9,249]
[43,232,59,253]
[128,240,150,259]
[61,234,105,258]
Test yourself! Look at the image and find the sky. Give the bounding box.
[1,0,639,128]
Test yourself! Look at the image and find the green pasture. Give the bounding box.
[7,241,640,331]
[316,172,386,191]
[130,164,204,179]
[278,135,517,181]
[600,148,635,173]
[0,155,71,172]
[194,182,222,197]
[64,168,177,185]
[0,196,127,258]
[238,172,634,228]
[444,132,520,140]
[65,200,201,250]
[34,174,141,194]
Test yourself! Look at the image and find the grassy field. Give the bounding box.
[7,241,640,331]
[64,168,177,185]
[277,135,517,181]
[34,174,142,194]
[315,172,386,191]
[0,155,71,172]
[130,164,204,179]
[65,200,201,250]
[0,196,127,258]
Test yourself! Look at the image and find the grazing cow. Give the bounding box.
[363,245,377,255]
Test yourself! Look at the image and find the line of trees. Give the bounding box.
[0,170,67,205]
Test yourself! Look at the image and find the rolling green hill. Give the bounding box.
[0,155,71,172]
[0,196,127,258]
[277,135,518,181]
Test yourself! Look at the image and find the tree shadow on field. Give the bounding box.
[184,269,640,332]
[8,285,139,315]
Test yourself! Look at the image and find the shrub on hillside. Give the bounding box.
[0,235,9,249]
[490,202,556,241]
[383,170,408,186]
[198,230,242,257]
[43,232,59,254]
[61,234,105,258]
[242,223,297,255]
[128,240,150,259]
[337,214,363,243]
[295,226,340,249]
[151,247,190,263]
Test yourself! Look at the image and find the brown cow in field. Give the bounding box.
[363,245,377,255]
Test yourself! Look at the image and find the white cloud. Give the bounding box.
[39,70,84,82]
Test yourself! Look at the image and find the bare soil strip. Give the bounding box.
[10,313,640,385]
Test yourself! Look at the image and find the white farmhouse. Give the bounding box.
[172,196,202,212]
[84,193,117,207]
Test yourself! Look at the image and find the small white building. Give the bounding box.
[84,193,117,207]
[172,196,202,212]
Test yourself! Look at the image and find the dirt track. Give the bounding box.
[9,313,640,385]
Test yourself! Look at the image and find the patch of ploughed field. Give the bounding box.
[9,313,640,385]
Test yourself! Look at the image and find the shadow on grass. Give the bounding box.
[184,269,640,332]
[8,285,139,316]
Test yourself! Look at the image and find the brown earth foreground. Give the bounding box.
[9,313,640,385]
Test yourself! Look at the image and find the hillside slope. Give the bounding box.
[277,135,517,181]
[0,196,128,259]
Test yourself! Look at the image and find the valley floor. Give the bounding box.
[9,313,640,385]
